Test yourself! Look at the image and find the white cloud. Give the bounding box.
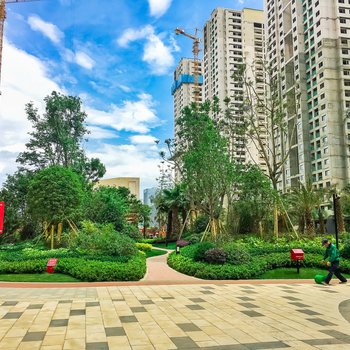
[148,0,172,18]
[28,15,64,44]
[74,51,95,70]
[143,33,174,74]
[87,142,160,195]
[0,39,62,184]
[87,93,159,134]
[117,25,175,75]
[87,126,118,140]
[117,25,153,47]
[130,135,158,144]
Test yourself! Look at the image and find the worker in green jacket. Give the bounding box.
[321,239,347,285]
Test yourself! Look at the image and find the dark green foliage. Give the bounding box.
[341,234,350,259]
[69,221,138,259]
[17,91,105,182]
[192,242,215,262]
[204,248,227,264]
[193,215,209,234]
[27,166,84,224]
[123,224,143,241]
[187,234,201,244]
[223,242,252,265]
[84,186,128,231]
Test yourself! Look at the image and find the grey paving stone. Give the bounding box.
[58,300,72,304]
[307,318,336,326]
[112,298,124,301]
[202,286,214,289]
[242,290,257,294]
[282,296,301,301]
[321,289,338,293]
[186,304,204,310]
[119,315,137,323]
[162,296,175,299]
[177,323,201,332]
[237,297,255,301]
[86,342,109,350]
[241,286,255,289]
[170,336,199,348]
[86,301,100,307]
[200,291,214,295]
[22,331,46,342]
[139,300,154,305]
[243,341,290,349]
[200,346,249,350]
[131,306,146,313]
[239,303,259,309]
[321,330,350,343]
[105,327,126,337]
[296,309,321,316]
[2,301,18,306]
[303,338,344,346]
[50,319,68,327]
[339,299,350,323]
[2,312,23,319]
[288,302,310,308]
[241,310,264,317]
[189,298,205,303]
[27,304,44,309]
[70,309,85,316]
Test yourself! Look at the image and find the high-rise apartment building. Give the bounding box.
[203,8,266,167]
[171,58,203,143]
[265,0,350,191]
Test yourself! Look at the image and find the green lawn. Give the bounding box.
[0,273,80,282]
[145,249,168,258]
[152,242,176,250]
[257,267,350,280]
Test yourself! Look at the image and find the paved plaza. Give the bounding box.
[0,281,349,350]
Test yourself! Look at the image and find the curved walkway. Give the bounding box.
[142,249,199,282]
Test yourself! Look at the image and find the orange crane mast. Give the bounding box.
[0,0,40,93]
[175,27,201,103]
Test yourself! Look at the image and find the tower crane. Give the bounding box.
[175,27,201,103]
[0,0,40,92]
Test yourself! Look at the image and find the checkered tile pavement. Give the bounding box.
[0,283,349,349]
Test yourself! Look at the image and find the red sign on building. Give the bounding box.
[0,202,4,234]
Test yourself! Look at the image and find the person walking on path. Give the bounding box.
[321,238,347,285]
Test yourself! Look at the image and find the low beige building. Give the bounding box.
[95,177,140,199]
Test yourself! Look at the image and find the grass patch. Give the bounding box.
[145,249,168,258]
[257,267,350,280]
[0,273,80,282]
[152,242,176,250]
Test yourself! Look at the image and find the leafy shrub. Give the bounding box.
[176,239,190,248]
[205,248,227,264]
[193,215,209,233]
[223,242,252,265]
[187,234,201,244]
[341,233,350,259]
[70,221,137,259]
[136,243,152,252]
[123,224,143,241]
[193,242,215,262]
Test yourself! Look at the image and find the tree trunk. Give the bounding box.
[305,210,315,237]
[318,208,325,235]
[50,224,55,250]
[298,215,305,235]
[335,196,345,232]
[172,207,181,239]
[166,210,172,244]
[259,221,263,239]
[273,205,278,239]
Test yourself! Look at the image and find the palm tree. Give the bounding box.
[289,179,324,236]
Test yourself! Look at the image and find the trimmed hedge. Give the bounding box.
[167,248,350,280]
[0,253,147,281]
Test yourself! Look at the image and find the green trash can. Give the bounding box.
[314,274,325,284]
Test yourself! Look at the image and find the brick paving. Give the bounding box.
[0,253,349,349]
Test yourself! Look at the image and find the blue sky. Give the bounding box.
[0,0,262,195]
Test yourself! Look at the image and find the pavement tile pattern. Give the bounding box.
[0,283,349,349]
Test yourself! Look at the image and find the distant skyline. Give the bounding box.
[0,0,263,193]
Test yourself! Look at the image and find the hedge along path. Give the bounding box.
[142,248,200,282]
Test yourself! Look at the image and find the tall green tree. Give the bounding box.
[177,101,235,238]
[227,62,299,238]
[17,91,105,182]
[27,166,85,248]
